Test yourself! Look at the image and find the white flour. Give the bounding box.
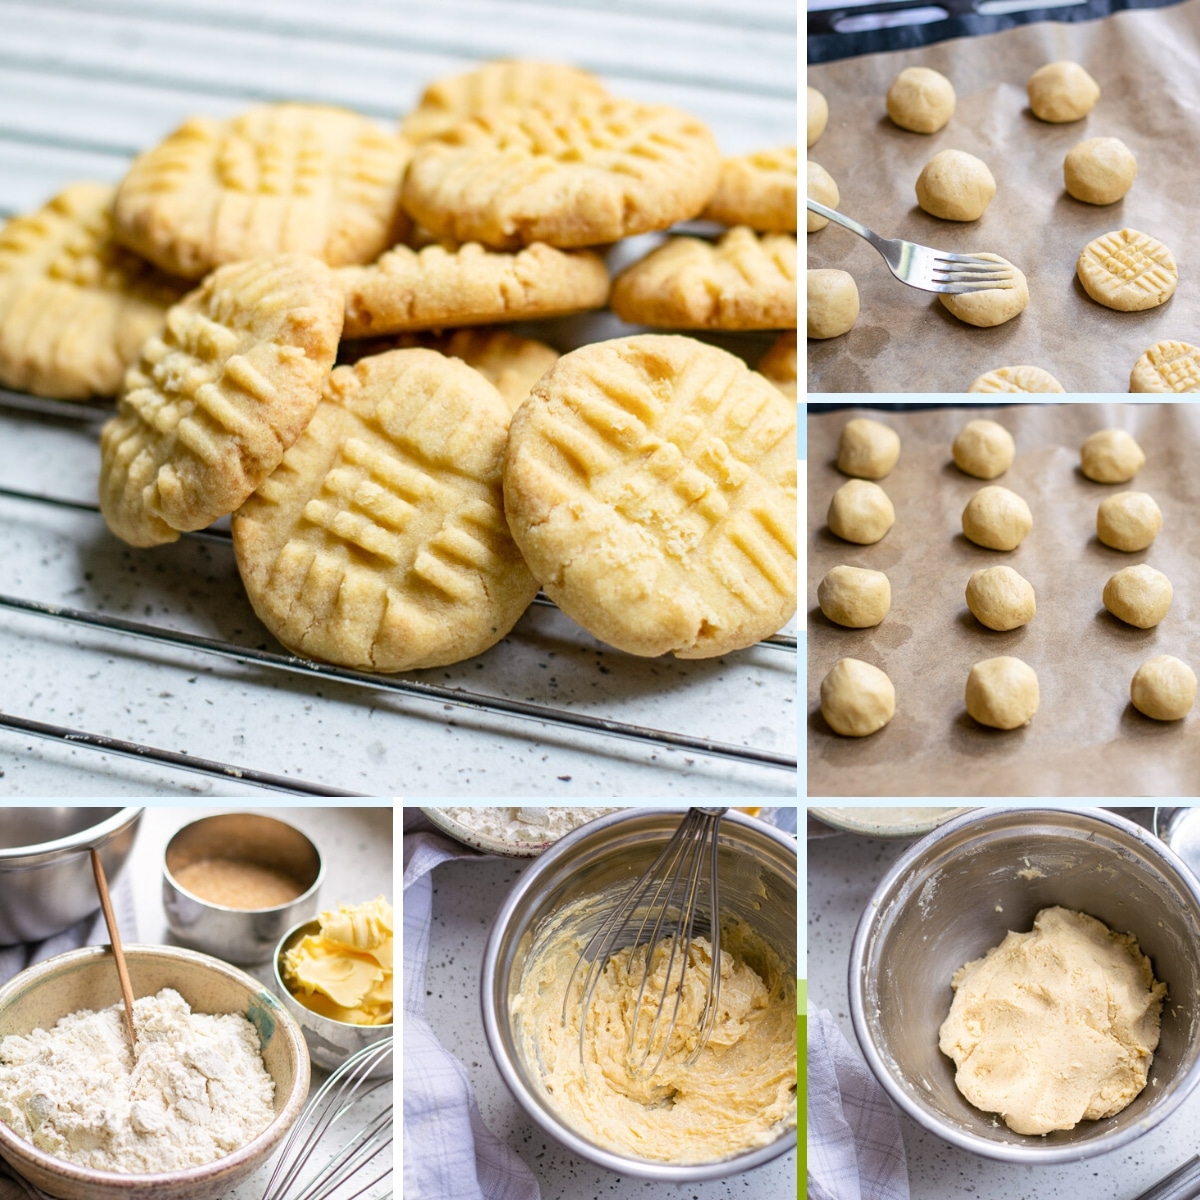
[0,987,275,1173]
[438,806,623,846]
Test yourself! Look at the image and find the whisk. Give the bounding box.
[262,1037,392,1200]
[565,807,727,1081]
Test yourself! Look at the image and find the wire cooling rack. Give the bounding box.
[0,0,797,796]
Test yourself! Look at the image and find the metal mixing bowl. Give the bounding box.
[0,943,309,1200]
[0,808,142,944]
[850,807,1200,1164]
[481,808,797,1182]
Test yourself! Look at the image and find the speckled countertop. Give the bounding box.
[807,810,1200,1200]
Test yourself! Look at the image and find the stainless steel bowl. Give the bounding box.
[0,943,309,1200]
[162,813,323,964]
[0,808,142,944]
[482,809,797,1182]
[271,917,392,1080]
[850,807,1200,1164]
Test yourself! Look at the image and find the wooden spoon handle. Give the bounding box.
[90,848,137,1054]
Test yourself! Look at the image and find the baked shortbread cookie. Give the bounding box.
[0,183,188,399]
[338,241,609,337]
[99,254,343,547]
[968,366,1064,393]
[1077,229,1177,312]
[338,327,558,413]
[611,227,796,330]
[503,335,796,658]
[758,332,797,398]
[402,95,720,249]
[113,104,413,278]
[701,146,797,233]
[232,349,538,671]
[1130,340,1200,393]
[401,59,607,144]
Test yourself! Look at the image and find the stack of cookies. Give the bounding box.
[1,59,797,670]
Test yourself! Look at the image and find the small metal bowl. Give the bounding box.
[0,943,309,1200]
[0,808,142,943]
[270,918,392,1080]
[850,807,1200,1164]
[163,813,324,964]
[482,809,797,1182]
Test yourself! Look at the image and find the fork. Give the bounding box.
[807,199,1014,293]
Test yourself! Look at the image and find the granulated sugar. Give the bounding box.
[0,987,275,1173]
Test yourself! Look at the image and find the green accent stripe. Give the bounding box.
[797,978,806,1013]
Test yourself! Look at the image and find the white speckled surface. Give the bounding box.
[806,809,1200,1200]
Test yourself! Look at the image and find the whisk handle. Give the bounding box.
[692,807,728,817]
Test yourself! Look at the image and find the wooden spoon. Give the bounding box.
[90,848,137,1054]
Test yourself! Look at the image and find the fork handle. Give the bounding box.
[806,199,877,245]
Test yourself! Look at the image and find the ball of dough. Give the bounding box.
[828,479,894,545]
[939,256,1028,327]
[820,657,896,736]
[1096,491,1161,551]
[818,565,891,628]
[1130,340,1200,393]
[968,366,1064,393]
[1027,61,1100,123]
[1077,229,1177,312]
[915,150,996,221]
[1103,564,1172,628]
[1064,137,1137,205]
[965,566,1036,631]
[807,161,839,232]
[1131,655,1197,721]
[961,486,1032,551]
[807,269,859,339]
[886,67,956,134]
[808,86,828,147]
[837,417,900,479]
[965,656,1039,729]
[953,419,1015,479]
[1080,429,1144,482]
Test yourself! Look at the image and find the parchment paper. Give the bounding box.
[807,403,1200,796]
[806,1,1200,393]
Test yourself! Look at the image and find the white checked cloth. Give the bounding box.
[403,812,540,1200]
[807,1006,910,1200]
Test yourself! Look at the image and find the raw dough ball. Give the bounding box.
[818,565,891,628]
[808,86,828,147]
[1080,428,1144,482]
[1103,564,1172,628]
[939,256,1028,327]
[1096,491,1161,551]
[1064,137,1137,205]
[886,67,956,134]
[837,417,900,479]
[965,566,1035,631]
[968,366,1063,393]
[807,161,839,232]
[952,418,1015,479]
[1077,229,1177,312]
[820,657,895,736]
[807,269,859,339]
[939,907,1165,1136]
[827,479,894,544]
[1130,340,1200,393]
[961,486,1032,551]
[1131,655,1197,721]
[1027,61,1100,123]
[965,655,1039,729]
[915,150,996,221]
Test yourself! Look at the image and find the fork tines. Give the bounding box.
[932,254,1014,291]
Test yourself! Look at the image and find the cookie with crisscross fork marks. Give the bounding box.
[401,59,608,144]
[1076,228,1178,312]
[611,227,796,331]
[233,349,539,671]
[1130,340,1200,392]
[702,146,798,233]
[99,254,343,547]
[503,335,796,658]
[113,104,413,279]
[0,183,188,399]
[401,95,721,249]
